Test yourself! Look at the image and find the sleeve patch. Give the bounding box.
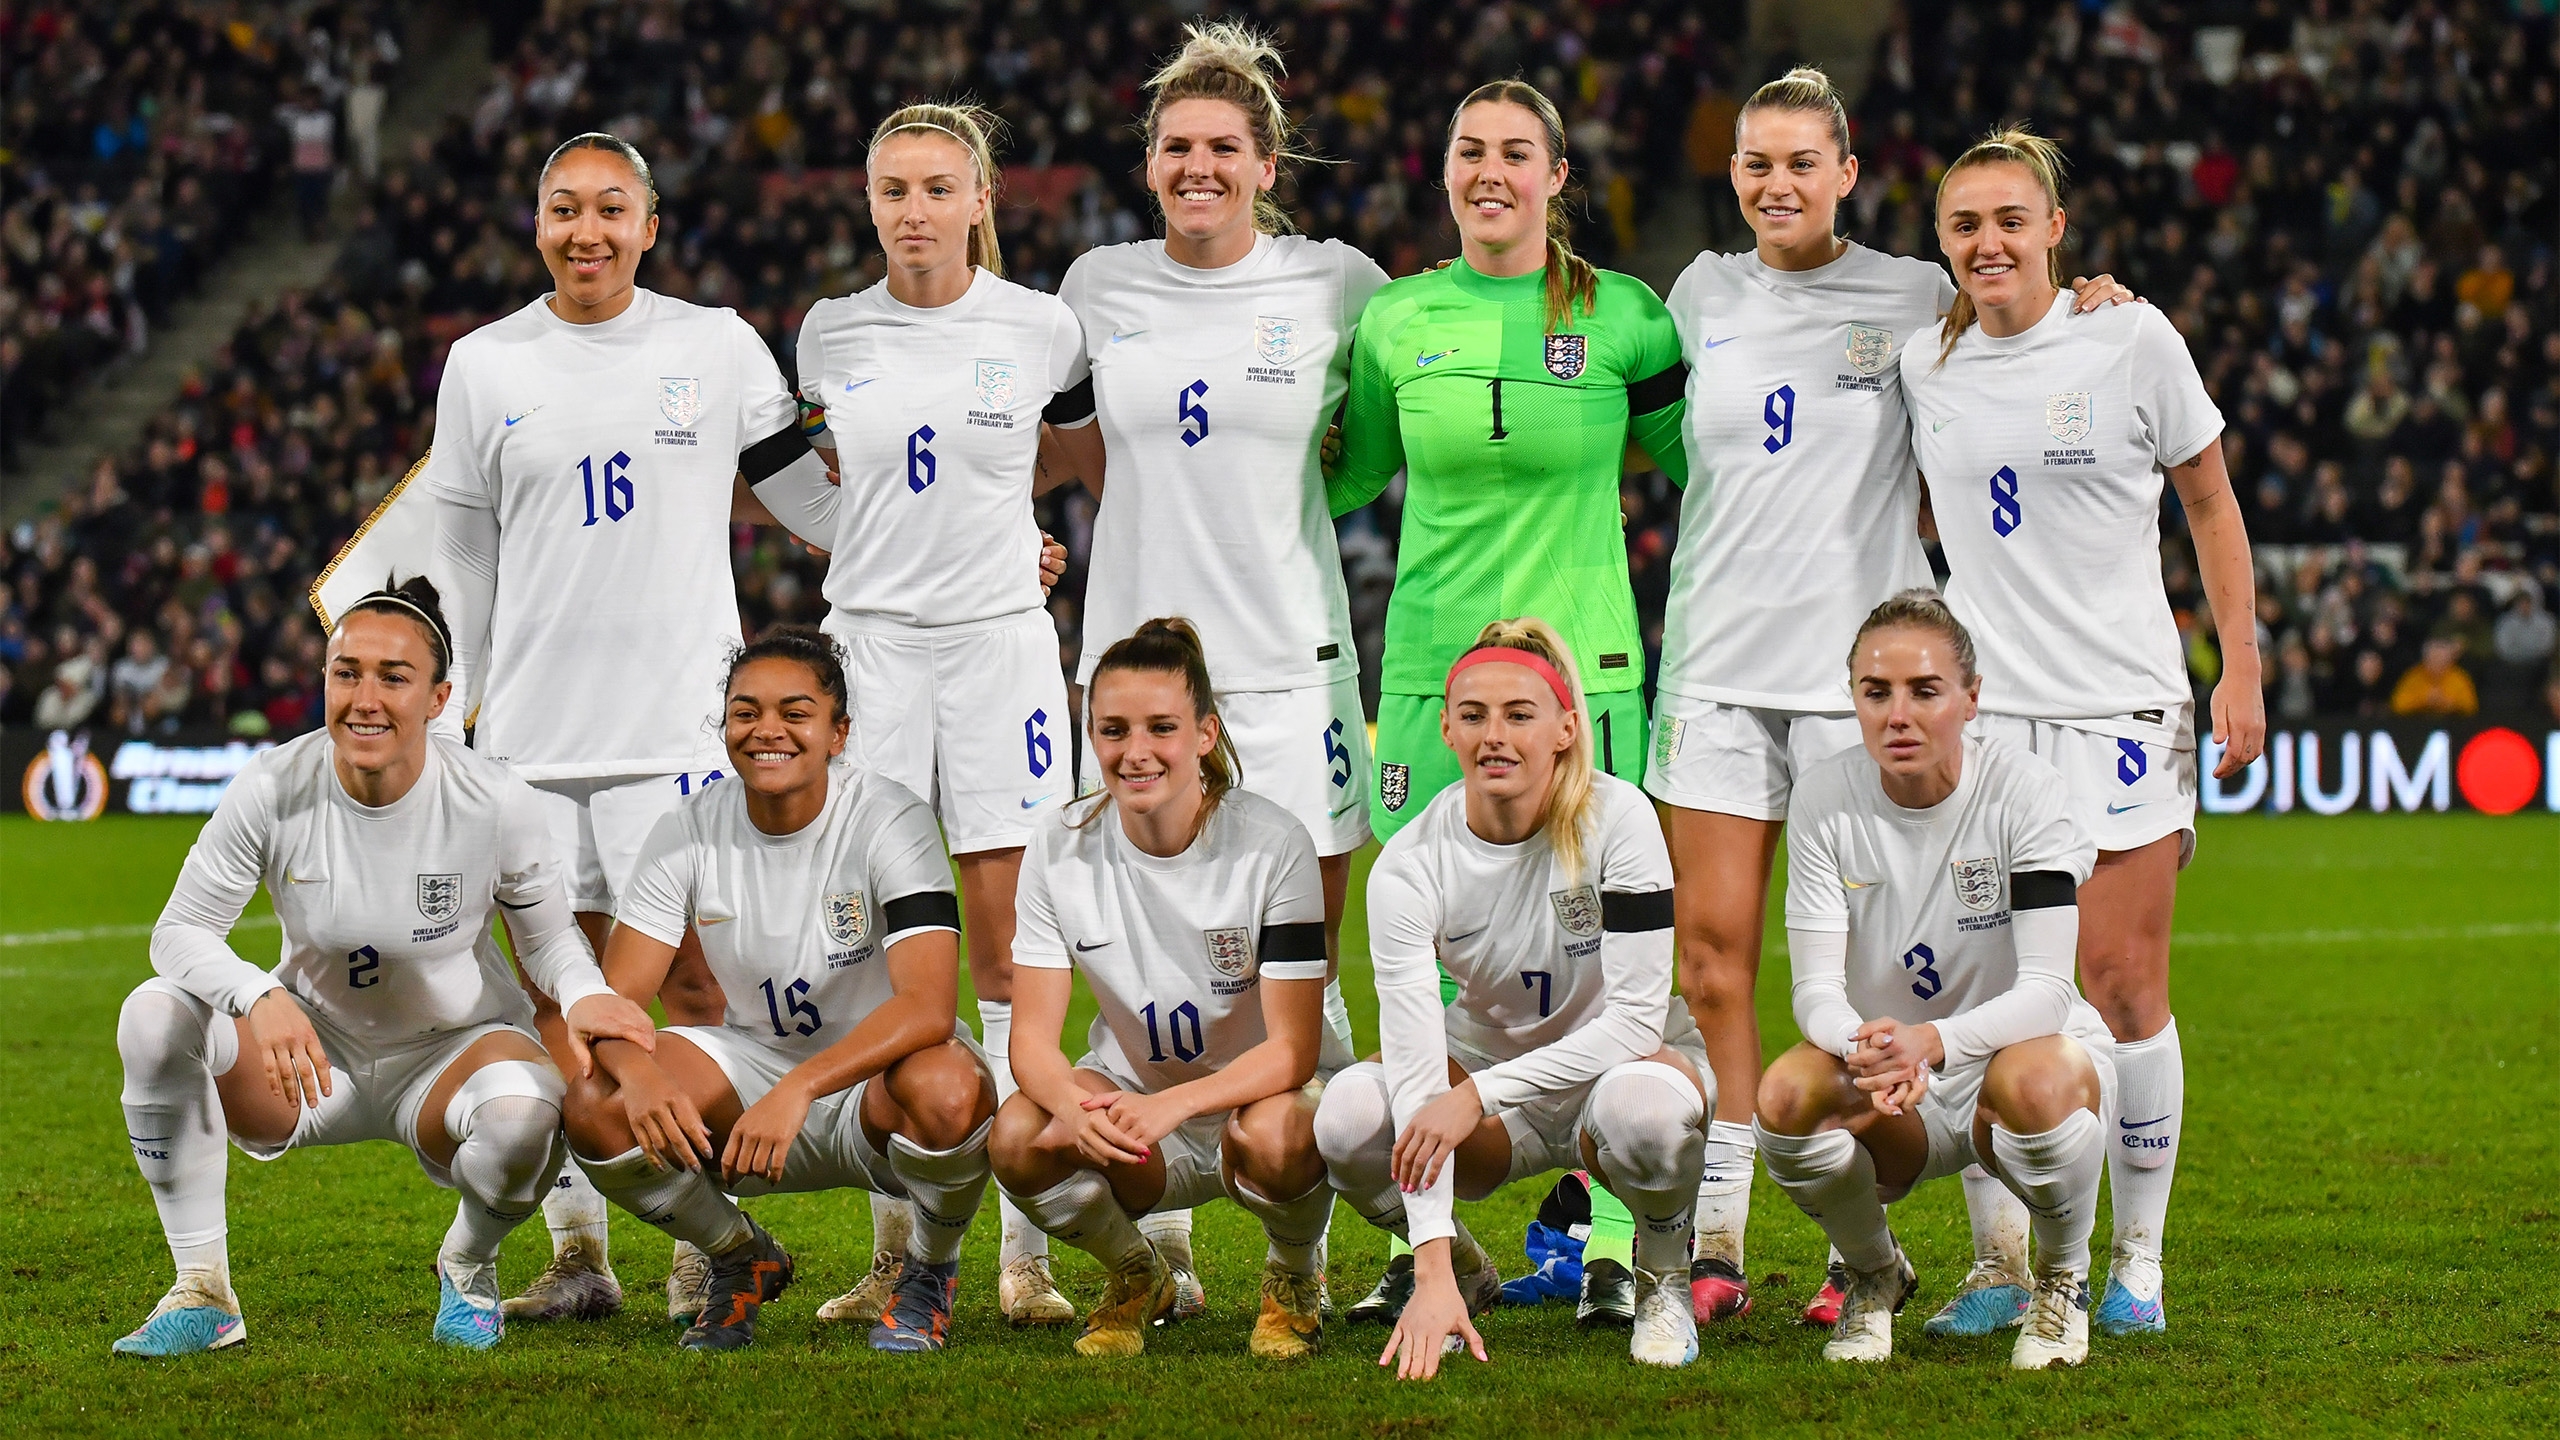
[2010,871,2076,911]
[1600,888,1675,933]
[1257,921,1327,965]
[882,890,962,934]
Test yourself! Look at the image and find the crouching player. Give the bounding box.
[1316,619,1714,1379]
[1758,591,2113,1369]
[994,619,1335,1360]
[563,628,996,1353]
[113,580,655,1354]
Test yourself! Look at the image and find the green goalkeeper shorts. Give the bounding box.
[1368,688,1650,844]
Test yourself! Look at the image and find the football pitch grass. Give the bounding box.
[2,812,2553,1437]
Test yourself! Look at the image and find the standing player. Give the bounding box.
[1653,70,2133,1330]
[1328,80,1689,842]
[1315,620,1714,1377]
[1902,128,2264,1337]
[1761,590,2114,1369]
[424,132,843,1322]
[564,629,997,1354]
[994,618,1334,1360]
[1052,21,1384,1310]
[111,582,653,1354]
[793,102,1103,1326]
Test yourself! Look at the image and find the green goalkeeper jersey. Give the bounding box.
[1330,259,1688,696]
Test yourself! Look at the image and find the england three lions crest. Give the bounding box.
[416,872,463,924]
[1550,885,1602,938]
[973,360,1018,412]
[2045,391,2092,445]
[659,376,703,428]
[1544,333,1588,381]
[825,890,868,947]
[1949,857,2002,913]
[1204,927,1253,979]
[1845,323,1894,376]
[1255,316,1300,366]
[1379,762,1410,813]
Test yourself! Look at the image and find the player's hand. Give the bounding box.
[617,1058,714,1172]
[723,1082,812,1188]
[560,993,656,1079]
[1083,1087,1189,1152]
[246,987,332,1109]
[2209,670,2267,776]
[1039,530,1068,596]
[1319,421,1343,474]
[1847,1018,1939,1116]
[2068,273,2142,311]
[1379,1245,1486,1380]
[1064,1088,1152,1168]
[1392,1080,1482,1192]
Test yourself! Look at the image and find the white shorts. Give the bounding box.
[1904,1004,2119,1193]
[1081,675,1373,857]
[1970,712,2199,862]
[667,1021,992,1199]
[831,611,1072,853]
[526,767,727,912]
[1643,695,1862,822]
[1448,1035,1714,1187]
[139,976,540,1187]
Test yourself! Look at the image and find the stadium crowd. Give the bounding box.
[2,0,2553,743]
[0,1,406,472]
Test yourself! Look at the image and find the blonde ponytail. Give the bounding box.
[870,101,1007,277]
[1737,66,1853,158]
[1934,124,2069,364]
[1145,20,1308,236]
[1462,616,1598,885]
[1448,80,1598,333]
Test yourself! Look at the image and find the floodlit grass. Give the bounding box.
[2,812,2554,1436]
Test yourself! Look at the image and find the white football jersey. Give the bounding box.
[796,268,1090,631]
[1785,734,2096,1038]
[1015,788,1327,1096]
[1902,293,2226,734]
[422,290,796,778]
[1366,773,1694,1242]
[1659,244,1950,710]
[1058,235,1385,690]
[150,730,612,1033]
[617,761,958,1061]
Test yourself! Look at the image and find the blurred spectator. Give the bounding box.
[33,652,100,729]
[2391,635,2477,717]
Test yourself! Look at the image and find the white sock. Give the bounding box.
[576,1148,751,1255]
[886,1123,993,1265]
[2110,1015,2183,1278]
[1136,1208,1195,1268]
[1012,1169,1149,1270]
[1756,1122,1895,1273]
[1961,1163,2031,1279]
[1319,977,1357,1074]
[1584,1061,1708,1275]
[117,983,236,1296]
[543,1155,612,1259]
[442,1094,566,1269]
[1226,1173,1331,1275]
[1694,1119,1757,1270]
[978,999,1050,1267]
[1989,1110,2105,1278]
[1311,1061,1405,1236]
[870,1191,914,1260]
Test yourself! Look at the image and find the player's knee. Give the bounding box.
[1587,1062,1707,1193]
[1227,1096,1322,1196]
[888,1046,989,1151]
[116,982,203,1080]
[460,1094,564,1204]
[1984,1046,2094,1131]
[1676,937,1758,1012]
[987,1092,1055,1189]
[560,1076,626,1158]
[1754,1051,1844,1134]
[1313,1063,1393,1180]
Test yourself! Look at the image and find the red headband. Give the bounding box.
[1445,646,1576,712]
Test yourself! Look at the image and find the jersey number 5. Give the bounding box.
[347,944,381,989]
[1178,380,1209,447]
[578,453,635,526]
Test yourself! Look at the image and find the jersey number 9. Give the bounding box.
[578,453,635,527]
[1178,380,1209,447]
[1763,386,1796,454]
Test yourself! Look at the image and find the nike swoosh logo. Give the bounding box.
[697,915,734,926]
[2119,1115,2172,1130]
[1020,796,1047,810]
[497,897,539,910]
[1074,939,1109,952]
[1108,330,1146,344]
[1416,348,1458,367]
[1699,336,1739,349]
[503,407,541,426]
[842,378,878,393]
[1931,418,1957,432]
[1843,880,1881,890]
[2106,802,2148,814]
[1328,801,1358,818]
[284,872,322,884]
[1445,926,1487,943]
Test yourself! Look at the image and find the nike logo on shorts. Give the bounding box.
[842,377,879,393]
[1108,329,1146,344]
[2106,801,2148,814]
[1074,939,1109,952]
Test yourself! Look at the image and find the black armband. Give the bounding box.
[882,891,963,935]
[1601,888,1675,933]
[739,421,813,485]
[1042,376,1097,426]
[1626,361,1689,416]
[1258,921,1327,964]
[2010,871,2077,910]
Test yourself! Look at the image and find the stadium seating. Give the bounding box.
[1,1,2551,740]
